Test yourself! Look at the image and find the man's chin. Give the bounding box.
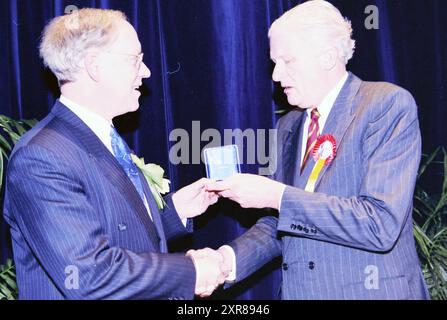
[127,99,141,113]
[131,102,140,111]
[287,97,312,110]
[286,96,301,108]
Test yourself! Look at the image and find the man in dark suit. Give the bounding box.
[3,8,225,299]
[207,0,429,299]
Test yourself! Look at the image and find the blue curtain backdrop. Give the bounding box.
[0,0,446,299]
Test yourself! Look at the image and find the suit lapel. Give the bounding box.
[280,111,306,186]
[298,73,362,191]
[51,101,162,249]
[138,170,168,253]
[97,157,162,250]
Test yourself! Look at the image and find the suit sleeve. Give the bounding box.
[277,89,421,252]
[227,215,282,282]
[161,194,193,241]
[6,144,196,299]
[225,115,292,283]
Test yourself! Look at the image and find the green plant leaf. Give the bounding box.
[418,147,440,179]
[0,273,16,290]
[0,282,14,300]
[13,122,27,136]
[7,132,21,144]
[413,146,447,300]
[414,195,435,214]
[0,116,13,131]
[0,133,12,153]
[22,119,38,128]
[0,151,3,195]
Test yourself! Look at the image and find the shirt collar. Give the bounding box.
[307,71,349,120]
[59,95,114,153]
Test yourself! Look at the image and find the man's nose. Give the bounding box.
[140,62,151,78]
[272,63,282,82]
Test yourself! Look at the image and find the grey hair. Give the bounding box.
[269,0,356,65]
[39,8,127,83]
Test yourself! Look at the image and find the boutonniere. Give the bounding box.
[130,154,170,210]
[304,134,337,193]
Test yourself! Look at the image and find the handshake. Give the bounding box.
[177,173,287,298]
[186,246,234,297]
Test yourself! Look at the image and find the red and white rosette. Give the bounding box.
[305,134,337,192]
[312,134,337,165]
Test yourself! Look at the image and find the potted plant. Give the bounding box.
[0,115,37,300]
[413,147,447,300]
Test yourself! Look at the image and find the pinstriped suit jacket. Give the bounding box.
[3,101,196,300]
[229,73,430,299]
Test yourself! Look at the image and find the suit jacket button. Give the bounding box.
[304,228,309,233]
[118,223,127,231]
[282,263,288,271]
[297,225,303,231]
[308,261,315,270]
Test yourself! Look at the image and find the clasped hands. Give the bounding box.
[186,246,233,297]
[174,174,286,297]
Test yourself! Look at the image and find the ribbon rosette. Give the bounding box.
[130,154,170,210]
[304,134,337,192]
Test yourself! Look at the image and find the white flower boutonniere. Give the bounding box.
[130,154,170,210]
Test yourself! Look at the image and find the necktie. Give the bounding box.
[110,127,168,252]
[301,108,320,172]
[110,127,147,205]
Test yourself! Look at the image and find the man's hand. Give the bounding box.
[217,246,235,280]
[172,178,219,220]
[187,248,229,297]
[207,174,286,209]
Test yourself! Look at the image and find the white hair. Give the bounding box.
[269,0,356,65]
[39,8,127,84]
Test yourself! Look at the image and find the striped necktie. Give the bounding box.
[301,108,320,172]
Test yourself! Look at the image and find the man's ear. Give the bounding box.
[84,53,101,82]
[319,46,338,71]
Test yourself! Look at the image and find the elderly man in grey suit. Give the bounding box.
[205,0,429,299]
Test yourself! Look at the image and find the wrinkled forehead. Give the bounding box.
[269,26,308,59]
[107,19,142,53]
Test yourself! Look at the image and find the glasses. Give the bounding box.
[105,51,144,70]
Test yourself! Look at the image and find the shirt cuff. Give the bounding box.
[277,185,286,212]
[220,245,236,282]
